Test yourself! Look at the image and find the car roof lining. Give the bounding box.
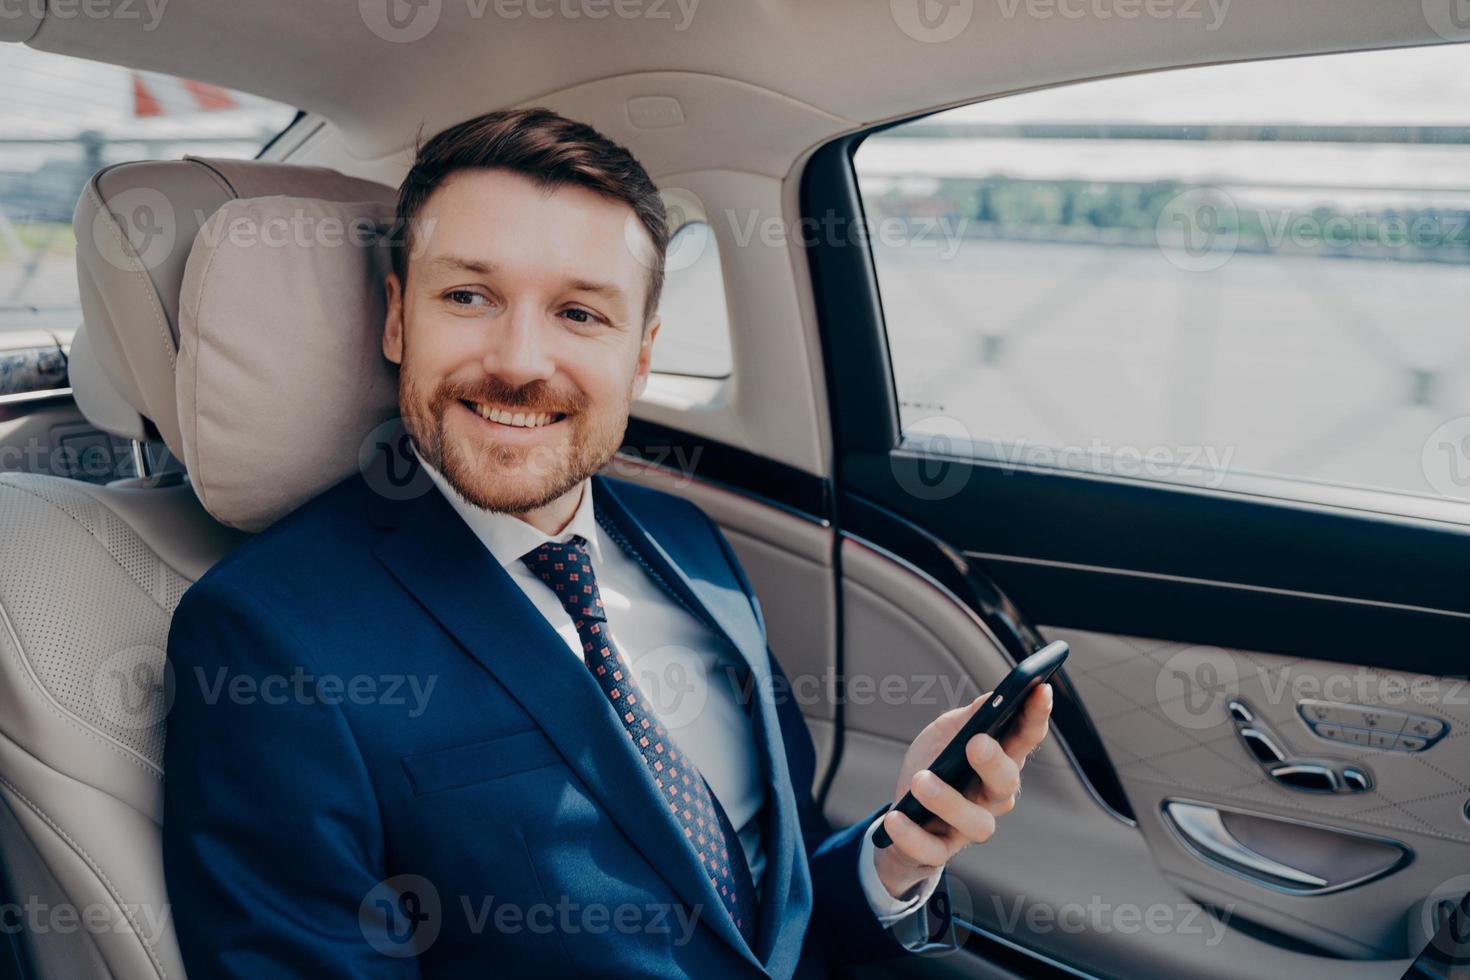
[17,1,1460,172]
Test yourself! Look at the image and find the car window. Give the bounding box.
[0,46,297,335]
[650,219,733,378]
[854,44,1470,506]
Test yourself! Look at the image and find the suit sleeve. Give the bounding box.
[163,578,421,979]
[700,511,955,965]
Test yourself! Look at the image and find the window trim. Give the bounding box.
[255,108,306,159]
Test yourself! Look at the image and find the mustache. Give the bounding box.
[439,378,585,415]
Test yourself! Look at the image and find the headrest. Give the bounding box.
[72,156,396,459]
[175,195,401,531]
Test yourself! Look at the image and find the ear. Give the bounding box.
[382,270,405,365]
[631,315,661,401]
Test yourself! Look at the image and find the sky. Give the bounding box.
[939,43,1470,127]
[857,43,1470,195]
[0,43,295,141]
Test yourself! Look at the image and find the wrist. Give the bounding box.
[873,835,939,900]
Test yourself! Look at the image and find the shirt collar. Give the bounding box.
[411,440,603,568]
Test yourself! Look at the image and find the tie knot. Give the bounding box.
[522,535,588,561]
[520,536,605,622]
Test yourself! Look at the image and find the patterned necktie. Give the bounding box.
[520,536,759,946]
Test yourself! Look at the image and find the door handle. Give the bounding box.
[1164,802,1329,889]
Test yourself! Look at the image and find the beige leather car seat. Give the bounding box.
[0,156,394,979]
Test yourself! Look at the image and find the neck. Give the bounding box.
[408,437,590,536]
[513,480,586,536]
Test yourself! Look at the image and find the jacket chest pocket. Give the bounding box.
[401,728,564,795]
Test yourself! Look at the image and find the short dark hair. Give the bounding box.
[392,107,669,320]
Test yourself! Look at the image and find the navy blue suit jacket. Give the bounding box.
[162,448,949,978]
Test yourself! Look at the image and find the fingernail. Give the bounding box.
[915,771,940,798]
[973,735,996,759]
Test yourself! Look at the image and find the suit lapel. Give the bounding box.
[593,477,768,677]
[362,454,765,972]
[593,477,810,973]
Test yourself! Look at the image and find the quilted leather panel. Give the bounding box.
[0,473,189,770]
[1053,626,1470,845]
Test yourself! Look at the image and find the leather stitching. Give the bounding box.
[83,176,175,375]
[0,772,169,979]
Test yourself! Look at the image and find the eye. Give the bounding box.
[560,307,606,326]
[445,288,491,307]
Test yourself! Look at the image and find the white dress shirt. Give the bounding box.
[413,445,939,927]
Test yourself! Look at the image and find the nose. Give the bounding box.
[482,304,555,387]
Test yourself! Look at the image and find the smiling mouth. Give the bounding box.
[460,399,568,429]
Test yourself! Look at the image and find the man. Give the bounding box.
[162,108,1053,978]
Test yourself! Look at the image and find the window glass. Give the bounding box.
[854,45,1470,503]
[0,46,297,333]
[651,220,733,378]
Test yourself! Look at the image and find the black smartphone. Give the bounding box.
[872,640,1068,849]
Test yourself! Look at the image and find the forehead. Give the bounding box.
[413,168,647,287]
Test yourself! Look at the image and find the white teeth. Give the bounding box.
[470,403,556,428]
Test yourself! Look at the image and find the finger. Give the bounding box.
[881,808,951,869]
[965,734,1021,803]
[917,693,987,746]
[1000,683,1053,767]
[912,769,997,844]
[940,690,999,728]
[941,694,986,727]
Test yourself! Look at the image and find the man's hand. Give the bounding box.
[873,682,1054,899]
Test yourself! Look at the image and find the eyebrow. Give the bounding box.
[566,278,628,303]
[422,254,495,276]
[421,256,628,306]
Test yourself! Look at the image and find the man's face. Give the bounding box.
[383,168,660,514]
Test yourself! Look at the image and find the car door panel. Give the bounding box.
[823,539,1422,980]
[853,452,1470,678]
[816,458,1470,976]
[1056,626,1467,959]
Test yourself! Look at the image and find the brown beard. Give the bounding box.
[399,363,631,515]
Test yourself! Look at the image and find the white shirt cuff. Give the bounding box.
[857,814,945,926]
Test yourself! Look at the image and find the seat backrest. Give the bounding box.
[0,156,395,979]
[0,474,247,978]
[71,156,395,459]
